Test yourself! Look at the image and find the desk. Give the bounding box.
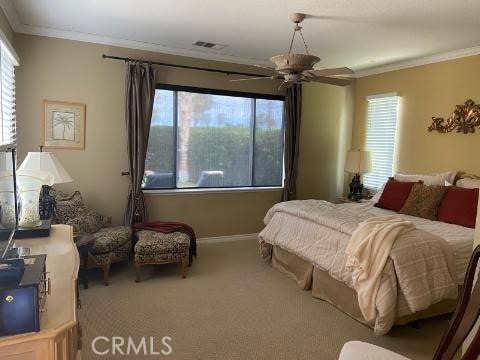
[0,225,79,360]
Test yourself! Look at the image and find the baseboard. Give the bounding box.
[197,233,258,244]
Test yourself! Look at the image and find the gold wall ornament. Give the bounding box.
[428,99,480,134]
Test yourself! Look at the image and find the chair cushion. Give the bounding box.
[135,231,189,255]
[134,252,186,264]
[90,226,132,255]
[90,240,132,265]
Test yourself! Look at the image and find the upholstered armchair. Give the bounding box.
[51,189,132,285]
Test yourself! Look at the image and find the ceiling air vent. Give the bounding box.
[193,41,227,50]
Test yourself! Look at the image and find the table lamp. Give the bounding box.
[345,150,371,201]
[16,170,53,227]
[18,151,73,220]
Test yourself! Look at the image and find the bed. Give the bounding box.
[259,199,476,335]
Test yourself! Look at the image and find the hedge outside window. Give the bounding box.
[143,85,285,190]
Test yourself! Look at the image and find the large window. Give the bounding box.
[143,85,284,190]
[0,41,17,147]
[363,93,399,189]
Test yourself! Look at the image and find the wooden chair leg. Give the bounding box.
[135,262,142,283]
[181,256,188,279]
[102,263,110,286]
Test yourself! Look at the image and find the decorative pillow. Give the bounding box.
[374,179,417,212]
[79,208,105,226]
[398,183,448,220]
[437,187,479,228]
[53,191,84,224]
[50,188,77,201]
[394,171,457,186]
[370,183,386,204]
[67,215,103,234]
[456,178,480,189]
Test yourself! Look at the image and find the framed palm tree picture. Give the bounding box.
[43,100,86,149]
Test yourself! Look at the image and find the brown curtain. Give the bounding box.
[124,62,156,226]
[282,83,302,201]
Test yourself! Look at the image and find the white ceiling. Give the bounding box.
[2,0,480,75]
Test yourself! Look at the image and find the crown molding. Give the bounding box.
[355,46,480,77]
[2,0,480,77]
[19,24,273,67]
[0,0,271,68]
[0,0,20,31]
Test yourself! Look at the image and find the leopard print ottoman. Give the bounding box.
[134,230,190,281]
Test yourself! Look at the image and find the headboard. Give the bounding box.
[454,172,480,185]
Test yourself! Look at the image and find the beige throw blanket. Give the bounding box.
[345,216,415,322]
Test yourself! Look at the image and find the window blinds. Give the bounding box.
[362,93,399,190]
[0,42,16,147]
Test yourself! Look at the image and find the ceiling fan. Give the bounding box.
[231,13,353,88]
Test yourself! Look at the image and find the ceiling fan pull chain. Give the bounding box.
[298,29,310,55]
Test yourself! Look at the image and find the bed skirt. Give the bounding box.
[271,245,458,328]
[271,245,313,290]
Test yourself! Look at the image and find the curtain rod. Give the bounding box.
[102,54,268,78]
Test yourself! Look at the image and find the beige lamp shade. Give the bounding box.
[345,150,371,174]
[18,152,73,184]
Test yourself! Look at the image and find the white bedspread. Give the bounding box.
[258,200,473,334]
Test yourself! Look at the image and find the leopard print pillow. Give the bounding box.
[53,191,85,223]
[399,183,447,220]
[67,214,103,234]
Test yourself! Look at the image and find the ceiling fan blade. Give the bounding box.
[252,64,277,72]
[229,76,276,82]
[305,67,354,77]
[278,81,288,92]
[305,75,353,86]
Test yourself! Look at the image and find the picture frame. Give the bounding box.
[43,100,86,150]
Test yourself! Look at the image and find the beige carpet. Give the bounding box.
[78,239,450,360]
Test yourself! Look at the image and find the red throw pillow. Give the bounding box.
[437,187,479,228]
[374,179,417,212]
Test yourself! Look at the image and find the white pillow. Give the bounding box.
[369,183,386,204]
[394,171,457,186]
[456,178,480,189]
[370,171,457,204]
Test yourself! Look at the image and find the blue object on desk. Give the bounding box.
[0,255,46,335]
[0,258,25,285]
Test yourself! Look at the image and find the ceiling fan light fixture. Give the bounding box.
[270,54,320,74]
[284,73,303,83]
[229,13,353,87]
